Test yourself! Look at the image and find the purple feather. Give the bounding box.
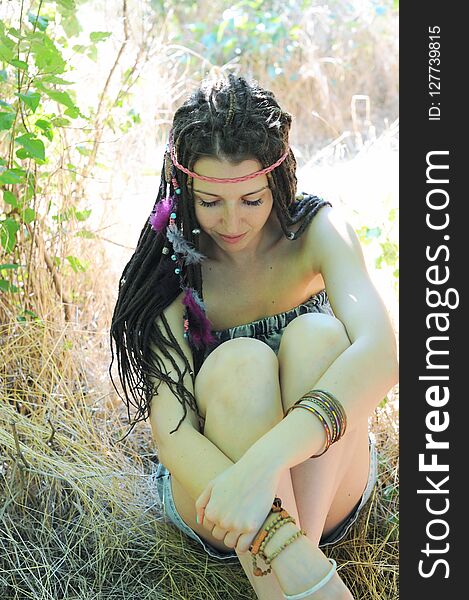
[182,287,217,349]
[149,196,174,233]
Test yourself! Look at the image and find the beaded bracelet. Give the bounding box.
[252,515,307,576]
[250,497,307,577]
[251,516,298,576]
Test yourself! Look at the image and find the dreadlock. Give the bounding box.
[109,73,331,442]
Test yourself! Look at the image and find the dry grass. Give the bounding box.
[0,309,398,599]
[0,251,398,600]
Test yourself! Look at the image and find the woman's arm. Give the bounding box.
[240,205,399,475]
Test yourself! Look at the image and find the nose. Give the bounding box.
[222,206,243,234]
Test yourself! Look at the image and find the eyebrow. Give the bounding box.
[192,185,268,198]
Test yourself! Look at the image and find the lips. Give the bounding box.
[219,233,247,243]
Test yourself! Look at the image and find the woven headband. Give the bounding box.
[168,133,290,183]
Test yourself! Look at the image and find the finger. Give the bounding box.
[223,530,241,550]
[195,484,212,523]
[211,524,229,541]
[201,513,217,532]
[236,531,257,554]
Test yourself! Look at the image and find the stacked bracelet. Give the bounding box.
[249,497,307,577]
[284,389,347,458]
[249,496,338,600]
[309,389,347,437]
[285,402,332,456]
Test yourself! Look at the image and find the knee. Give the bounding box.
[279,313,350,356]
[194,337,279,408]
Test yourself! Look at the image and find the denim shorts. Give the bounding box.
[150,432,378,562]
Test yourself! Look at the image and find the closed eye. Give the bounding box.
[196,198,263,208]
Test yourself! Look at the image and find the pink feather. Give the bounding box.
[149,196,174,233]
[182,287,217,349]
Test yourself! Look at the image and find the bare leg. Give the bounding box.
[197,336,353,599]
[197,337,299,599]
[277,314,371,545]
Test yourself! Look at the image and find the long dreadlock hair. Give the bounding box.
[109,73,331,442]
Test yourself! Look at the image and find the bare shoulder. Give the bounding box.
[304,204,365,273]
[159,290,186,325]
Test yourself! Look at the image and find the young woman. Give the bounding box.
[110,73,398,599]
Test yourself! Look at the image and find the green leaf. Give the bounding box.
[0,279,19,293]
[15,133,46,161]
[0,218,20,253]
[86,45,98,62]
[0,43,14,64]
[35,118,53,141]
[3,190,18,207]
[0,263,20,271]
[0,111,15,130]
[7,27,23,39]
[51,116,71,127]
[52,206,91,223]
[64,106,80,119]
[38,74,75,85]
[28,12,50,31]
[378,396,388,408]
[21,207,36,224]
[22,309,40,319]
[75,209,91,221]
[0,168,26,184]
[39,87,76,110]
[57,0,78,12]
[31,35,67,75]
[72,44,86,54]
[0,69,7,82]
[65,255,89,273]
[75,230,97,239]
[18,90,41,113]
[9,59,29,71]
[89,31,112,43]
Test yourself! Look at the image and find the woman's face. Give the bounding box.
[191,157,274,260]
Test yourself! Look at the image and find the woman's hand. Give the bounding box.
[195,459,281,554]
